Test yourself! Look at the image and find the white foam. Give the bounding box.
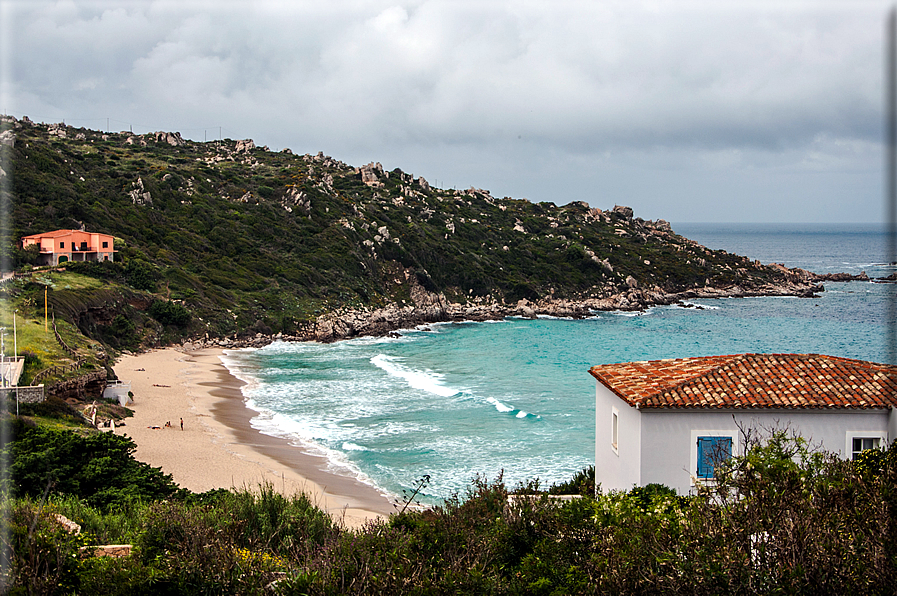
[248,405,340,443]
[218,351,263,394]
[342,442,369,451]
[370,354,460,398]
[242,406,395,500]
[486,396,514,413]
[516,411,528,418]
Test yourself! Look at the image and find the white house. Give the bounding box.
[590,353,897,495]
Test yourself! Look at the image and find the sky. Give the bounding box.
[1,0,893,224]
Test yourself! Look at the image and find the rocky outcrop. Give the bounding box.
[302,271,825,342]
[48,123,67,138]
[612,205,634,221]
[234,139,255,153]
[129,177,152,206]
[0,129,15,147]
[281,187,311,213]
[359,162,385,187]
[155,131,186,147]
[811,271,870,282]
[48,370,107,402]
[311,269,449,342]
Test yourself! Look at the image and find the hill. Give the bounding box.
[0,115,821,348]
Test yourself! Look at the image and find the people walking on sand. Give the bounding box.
[180,417,184,431]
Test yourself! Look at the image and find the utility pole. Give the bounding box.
[1,328,6,390]
[13,311,17,416]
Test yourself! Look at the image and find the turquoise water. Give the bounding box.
[221,224,896,503]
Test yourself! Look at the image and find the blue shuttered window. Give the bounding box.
[697,436,732,479]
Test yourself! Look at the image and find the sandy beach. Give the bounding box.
[113,348,395,529]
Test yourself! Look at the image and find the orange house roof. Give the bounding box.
[22,229,113,240]
[589,353,897,410]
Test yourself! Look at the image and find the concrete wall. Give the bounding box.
[1,385,45,403]
[595,383,641,492]
[103,381,132,406]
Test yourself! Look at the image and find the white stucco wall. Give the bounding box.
[595,383,641,492]
[889,407,897,445]
[639,409,891,495]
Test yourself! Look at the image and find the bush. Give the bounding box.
[14,395,82,422]
[100,314,139,350]
[548,465,595,496]
[5,435,897,594]
[4,421,182,509]
[124,259,157,291]
[9,499,90,594]
[147,299,191,327]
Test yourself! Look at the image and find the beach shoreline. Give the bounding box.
[114,347,394,528]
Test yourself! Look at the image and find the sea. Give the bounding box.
[220,223,896,504]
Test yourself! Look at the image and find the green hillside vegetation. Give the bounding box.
[0,274,110,386]
[2,117,791,351]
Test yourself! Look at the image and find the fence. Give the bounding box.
[0,271,29,289]
[31,313,86,385]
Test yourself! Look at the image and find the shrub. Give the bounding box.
[101,314,139,350]
[9,499,89,594]
[147,299,191,327]
[4,421,181,509]
[548,465,595,496]
[124,258,157,291]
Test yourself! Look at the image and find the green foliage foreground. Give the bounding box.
[4,432,897,595]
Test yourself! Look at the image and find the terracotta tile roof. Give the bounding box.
[589,354,897,410]
[22,229,81,239]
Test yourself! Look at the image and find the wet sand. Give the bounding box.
[114,348,394,528]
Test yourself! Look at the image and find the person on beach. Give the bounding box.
[180,417,184,431]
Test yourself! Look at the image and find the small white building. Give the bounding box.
[103,380,132,406]
[590,353,897,495]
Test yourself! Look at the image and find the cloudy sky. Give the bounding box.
[2,0,892,223]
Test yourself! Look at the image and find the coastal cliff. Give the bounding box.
[1,116,845,350]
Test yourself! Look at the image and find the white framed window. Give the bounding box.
[611,407,619,455]
[690,430,738,484]
[846,432,887,460]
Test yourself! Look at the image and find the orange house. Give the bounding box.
[21,229,116,266]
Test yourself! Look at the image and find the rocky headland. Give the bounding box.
[181,264,861,348]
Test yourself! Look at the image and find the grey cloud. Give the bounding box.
[5,0,891,222]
